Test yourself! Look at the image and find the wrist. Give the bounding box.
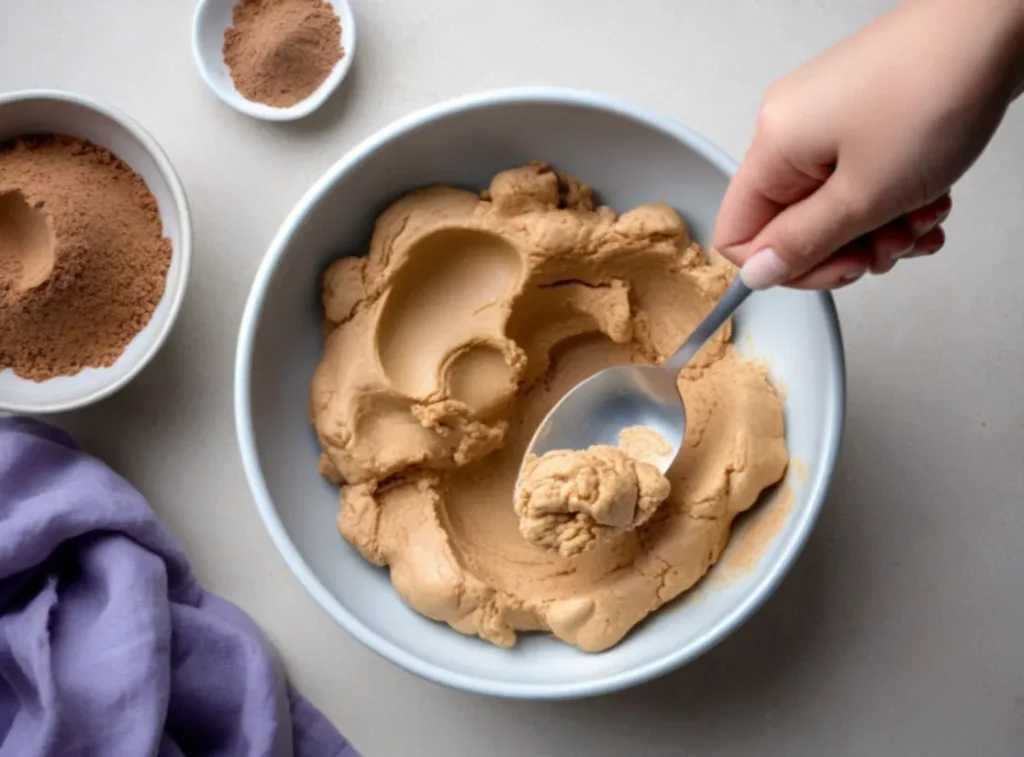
[989,0,1024,99]
[937,0,1024,100]
[913,0,1024,100]
[1012,5,1024,99]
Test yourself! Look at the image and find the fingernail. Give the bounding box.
[840,269,864,284]
[891,244,914,260]
[740,247,790,290]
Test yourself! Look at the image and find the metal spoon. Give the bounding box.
[521,275,753,475]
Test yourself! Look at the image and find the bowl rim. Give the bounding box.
[191,0,357,123]
[234,86,846,699]
[0,89,193,415]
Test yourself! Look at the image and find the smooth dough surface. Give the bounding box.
[310,162,789,652]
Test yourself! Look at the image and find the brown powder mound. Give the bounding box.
[224,0,344,108]
[0,136,172,382]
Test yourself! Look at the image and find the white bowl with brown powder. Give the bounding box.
[193,0,355,122]
[0,91,191,414]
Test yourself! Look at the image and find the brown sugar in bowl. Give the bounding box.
[0,91,192,414]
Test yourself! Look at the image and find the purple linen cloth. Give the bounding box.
[0,417,358,757]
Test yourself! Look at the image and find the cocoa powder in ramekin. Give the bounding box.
[224,0,344,108]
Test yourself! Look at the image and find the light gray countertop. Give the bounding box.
[3,1,1022,754]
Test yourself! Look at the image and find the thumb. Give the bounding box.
[740,171,894,289]
[713,135,825,268]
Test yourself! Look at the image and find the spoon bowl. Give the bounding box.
[523,274,753,473]
[525,364,685,473]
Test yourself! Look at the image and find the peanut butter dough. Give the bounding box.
[311,163,789,652]
[514,429,671,558]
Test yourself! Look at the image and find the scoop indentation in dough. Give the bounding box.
[375,228,522,399]
[443,343,518,417]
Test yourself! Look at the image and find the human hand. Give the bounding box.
[714,0,1024,290]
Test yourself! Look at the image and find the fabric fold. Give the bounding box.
[0,417,357,757]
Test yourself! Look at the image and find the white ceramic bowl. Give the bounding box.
[0,90,191,415]
[235,87,845,699]
[192,0,356,122]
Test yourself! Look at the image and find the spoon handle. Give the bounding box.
[663,275,752,375]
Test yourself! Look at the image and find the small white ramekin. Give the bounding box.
[192,0,356,122]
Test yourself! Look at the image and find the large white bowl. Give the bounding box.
[235,87,845,699]
[0,90,191,414]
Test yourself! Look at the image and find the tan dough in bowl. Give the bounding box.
[514,431,672,559]
[310,162,788,652]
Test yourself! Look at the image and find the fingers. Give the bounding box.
[784,240,872,289]
[905,225,946,258]
[715,105,952,291]
[866,218,916,274]
[713,128,827,266]
[739,170,893,289]
[869,193,951,274]
[760,193,951,289]
[905,192,952,235]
